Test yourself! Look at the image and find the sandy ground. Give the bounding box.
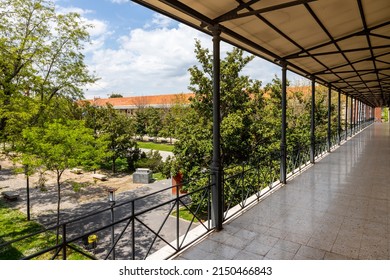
[0,156,148,218]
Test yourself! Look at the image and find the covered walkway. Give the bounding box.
[175,122,390,260]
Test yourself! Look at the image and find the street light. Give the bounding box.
[107,187,117,260]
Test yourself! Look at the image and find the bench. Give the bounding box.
[92,174,108,181]
[2,191,19,201]
[70,168,83,174]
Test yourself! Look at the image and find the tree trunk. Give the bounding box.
[56,176,61,245]
[112,157,116,173]
[126,157,135,173]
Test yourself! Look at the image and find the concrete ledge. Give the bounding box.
[92,174,108,181]
[70,168,83,174]
[146,224,210,260]
[2,191,19,201]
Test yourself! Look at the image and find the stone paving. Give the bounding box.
[175,123,390,260]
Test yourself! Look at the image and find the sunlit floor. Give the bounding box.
[174,123,390,260]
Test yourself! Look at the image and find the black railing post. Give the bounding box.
[132,202,135,260]
[280,61,287,184]
[176,184,180,250]
[25,165,30,221]
[337,90,341,145]
[62,223,67,260]
[211,25,223,231]
[327,84,331,152]
[110,202,115,260]
[310,77,316,163]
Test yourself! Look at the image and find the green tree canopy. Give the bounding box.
[0,0,97,141]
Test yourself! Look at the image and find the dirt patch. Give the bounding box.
[0,156,146,216]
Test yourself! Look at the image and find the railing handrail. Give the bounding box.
[1,120,375,260]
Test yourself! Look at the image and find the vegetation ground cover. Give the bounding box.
[0,199,90,260]
[137,141,174,152]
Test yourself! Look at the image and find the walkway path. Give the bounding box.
[175,123,390,260]
[0,162,194,259]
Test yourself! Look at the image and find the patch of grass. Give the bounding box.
[152,172,167,181]
[171,207,208,223]
[137,141,174,152]
[0,199,90,260]
[68,181,89,192]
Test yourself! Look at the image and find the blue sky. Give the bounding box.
[55,0,302,99]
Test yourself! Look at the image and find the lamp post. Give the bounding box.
[107,187,116,260]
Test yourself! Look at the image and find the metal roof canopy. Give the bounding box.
[132,0,390,107]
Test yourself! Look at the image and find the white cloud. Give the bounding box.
[56,6,94,16]
[84,21,213,98]
[143,13,175,29]
[82,13,291,99]
[110,0,130,3]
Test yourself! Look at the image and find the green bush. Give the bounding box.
[134,150,163,173]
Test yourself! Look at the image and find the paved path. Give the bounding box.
[175,123,390,260]
[0,165,195,259]
[140,148,174,161]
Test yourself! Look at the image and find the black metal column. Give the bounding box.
[327,85,331,152]
[359,101,363,130]
[211,26,223,230]
[354,98,357,133]
[354,98,357,134]
[350,96,354,136]
[310,77,316,163]
[280,61,287,184]
[337,90,341,145]
[345,94,348,140]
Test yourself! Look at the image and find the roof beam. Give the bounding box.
[284,21,390,60]
[286,45,389,59]
[357,0,386,108]
[319,67,390,75]
[215,0,317,23]
[302,2,377,104]
[314,51,390,75]
[159,0,216,27]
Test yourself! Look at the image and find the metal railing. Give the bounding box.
[0,175,214,260]
[0,119,375,260]
[286,145,311,176]
[222,151,280,221]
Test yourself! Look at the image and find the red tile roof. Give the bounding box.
[83,93,194,108]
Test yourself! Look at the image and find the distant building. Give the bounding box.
[83,93,194,116]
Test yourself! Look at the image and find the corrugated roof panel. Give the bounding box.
[133,0,390,106]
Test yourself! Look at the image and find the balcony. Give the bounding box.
[173,122,390,260]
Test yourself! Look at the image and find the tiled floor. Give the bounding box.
[175,123,390,260]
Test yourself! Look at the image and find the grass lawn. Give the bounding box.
[137,141,174,152]
[152,172,167,181]
[172,206,209,223]
[0,199,91,260]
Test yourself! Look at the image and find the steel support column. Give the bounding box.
[350,96,354,136]
[280,62,287,184]
[211,26,223,230]
[327,85,331,152]
[337,90,341,145]
[345,94,348,140]
[359,101,363,130]
[310,77,316,163]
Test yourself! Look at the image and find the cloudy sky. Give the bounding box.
[55,0,301,99]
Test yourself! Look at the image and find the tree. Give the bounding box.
[144,107,162,137]
[84,104,138,173]
[0,0,97,138]
[108,93,123,98]
[173,41,264,182]
[158,107,176,143]
[21,119,108,242]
